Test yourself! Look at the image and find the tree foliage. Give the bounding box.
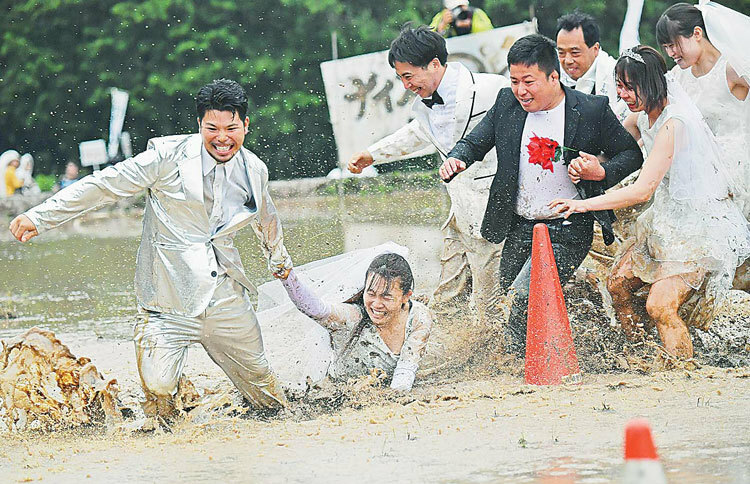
[1,0,748,178]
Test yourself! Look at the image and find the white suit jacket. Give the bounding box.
[368,63,509,239]
[25,134,292,317]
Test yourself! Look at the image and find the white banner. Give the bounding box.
[79,139,108,168]
[320,21,536,168]
[108,88,129,160]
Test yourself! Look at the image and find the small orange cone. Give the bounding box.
[524,223,581,385]
[623,419,667,484]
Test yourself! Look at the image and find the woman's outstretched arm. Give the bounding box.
[549,118,678,217]
[281,269,361,328]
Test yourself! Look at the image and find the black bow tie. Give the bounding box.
[421,91,444,109]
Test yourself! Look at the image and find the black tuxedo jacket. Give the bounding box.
[448,85,643,245]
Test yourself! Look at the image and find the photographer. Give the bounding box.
[430,0,493,38]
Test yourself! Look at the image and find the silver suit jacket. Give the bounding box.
[367,62,508,239]
[25,134,292,317]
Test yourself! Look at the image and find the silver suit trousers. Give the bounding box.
[133,275,285,409]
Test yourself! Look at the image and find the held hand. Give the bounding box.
[548,198,590,219]
[347,151,374,174]
[568,151,605,184]
[438,157,467,182]
[273,267,292,280]
[9,214,38,243]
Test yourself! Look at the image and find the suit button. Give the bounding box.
[205,241,211,247]
[211,271,217,277]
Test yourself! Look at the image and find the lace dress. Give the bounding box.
[624,102,750,318]
[672,58,750,216]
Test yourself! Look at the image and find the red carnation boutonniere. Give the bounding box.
[527,134,576,173]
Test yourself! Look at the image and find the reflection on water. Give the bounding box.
[0,191,447,339]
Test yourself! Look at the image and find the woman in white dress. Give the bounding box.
[549,46,750,359]
[277,252,432,391]
[657,2,750,215]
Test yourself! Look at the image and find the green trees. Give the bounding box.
[1,0,748,178]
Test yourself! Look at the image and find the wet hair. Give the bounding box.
[339,253,414,359]
[195,79,249,120]
[656,3,710,47]
[614,45,668,114]
[364,253,414,296]
[556,11,600,47]
[388,23,448,68]
[507,34,560,77]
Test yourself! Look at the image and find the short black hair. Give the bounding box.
[556,11,600,47]
[195,79,249,120]
[388,23,448,68]
[656,3,710,46]
[615,45,668,114]
[507,34,560,77]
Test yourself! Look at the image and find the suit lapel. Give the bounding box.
[563,86,580,164]
[178,134,209,227]
[178,135,206,202]
[453,64,476,142]
[241,148,263,212]
[504,101,527,179]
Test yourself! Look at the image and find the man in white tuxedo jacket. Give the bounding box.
[556,12,629,122]
[10,79,292,416]
[349,25,509,326]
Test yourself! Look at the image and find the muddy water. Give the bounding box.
[1,189,749,483]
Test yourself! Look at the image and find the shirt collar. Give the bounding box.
[435,62,460,101]
[201,145,238,178]
[577,53,600,86]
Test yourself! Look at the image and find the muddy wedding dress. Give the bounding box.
[256,242,424,393]
[622,76,750,321]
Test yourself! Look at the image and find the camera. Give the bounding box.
[451,6,471,22]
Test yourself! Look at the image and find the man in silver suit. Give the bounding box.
[9,79,292,417]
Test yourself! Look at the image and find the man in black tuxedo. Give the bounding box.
[439,34,642,356]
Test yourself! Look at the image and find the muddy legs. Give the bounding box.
[645,277,694,359]
[607,249,695,359]
[607,249,647,340]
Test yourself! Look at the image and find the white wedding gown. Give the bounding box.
[255,242,410,393]
[623,79,750,322]
[671,57,750,217]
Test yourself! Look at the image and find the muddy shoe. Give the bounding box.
[141,391,178,421]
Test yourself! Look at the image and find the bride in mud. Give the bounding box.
[549,45,750,359]
[276,252,432,391]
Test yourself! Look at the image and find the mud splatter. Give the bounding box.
[0,327,120,432]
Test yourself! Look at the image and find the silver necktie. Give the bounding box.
[208,163,225,229]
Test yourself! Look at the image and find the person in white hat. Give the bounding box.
[430,0,493,38]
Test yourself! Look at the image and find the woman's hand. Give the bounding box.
[273,267,292,280]
[548,198,590,218]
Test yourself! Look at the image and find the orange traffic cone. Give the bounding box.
[623,419,667,484]
[524,223,581,385]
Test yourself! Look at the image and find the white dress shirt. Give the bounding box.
[515,96,580,219]
[427,62,460,152]
[202,147,257,278]
[201,146,256,233]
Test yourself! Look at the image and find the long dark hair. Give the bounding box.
[615,45,668,114]
[656,3,710,47]
[340,253,414,358]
